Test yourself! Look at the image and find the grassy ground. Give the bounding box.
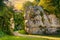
[0,35,49,40]
[18,30,60,38]
[37,34,60,38]
[0,30,60,40]
[18,30,27,34]
[19,30,60,37]
[0,30,48,40]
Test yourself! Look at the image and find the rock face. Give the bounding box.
[24,6,60,34]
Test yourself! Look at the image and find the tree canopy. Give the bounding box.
[39,0,60,14]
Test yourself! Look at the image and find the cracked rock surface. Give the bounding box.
[24,6,60,34]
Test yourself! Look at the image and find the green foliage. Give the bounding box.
[35,0,40,2]
[0,0,5,6]
[0,0,14,34]
[14,11,24,31]
[0,36,48,40]
[23,1,34,10]
[18,30,27,34]
[0,30,6,37]
[0,0,25,35]
[39,0,54,13]
[33,0,40,5]
[52,0,60,14]
[39,0,60,14]
[38,0,60,19]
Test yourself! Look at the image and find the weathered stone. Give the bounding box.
[24,5,60,34]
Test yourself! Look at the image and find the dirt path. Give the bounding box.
[13,31,60,40]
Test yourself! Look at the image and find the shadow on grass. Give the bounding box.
[34,34,60,38]
[18,30,60,38]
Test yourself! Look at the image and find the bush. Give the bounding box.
[18,30,27,34]
[0,30,6,37]
[14,11,25,31]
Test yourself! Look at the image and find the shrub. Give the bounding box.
[0,30,6,37]
[18,30,27,34]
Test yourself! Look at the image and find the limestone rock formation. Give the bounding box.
[24,6,60,34]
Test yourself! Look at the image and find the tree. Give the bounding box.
[23,1,34,10]
[40,0,60,12]
[39,0,60,14]
[33,0,40,6]
[14,11,24,31]
[0,0,15,35]
[51,0,60,14]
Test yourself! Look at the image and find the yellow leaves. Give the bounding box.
[38,0,44,6]
[14,3,23,10]
[13,0,34,10]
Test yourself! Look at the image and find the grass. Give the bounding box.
[0,35,49,40]
[0,30,60,40]
[44,34,60,38]
[18,30,60,38]
[0,30,49,40]
[0,31,6,37]
[33,34,60,38]
[18,30,28,34]
[36,34,60,38]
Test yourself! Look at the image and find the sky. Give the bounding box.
[10,0,34,10]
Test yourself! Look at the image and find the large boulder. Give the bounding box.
[24,6,60,34]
